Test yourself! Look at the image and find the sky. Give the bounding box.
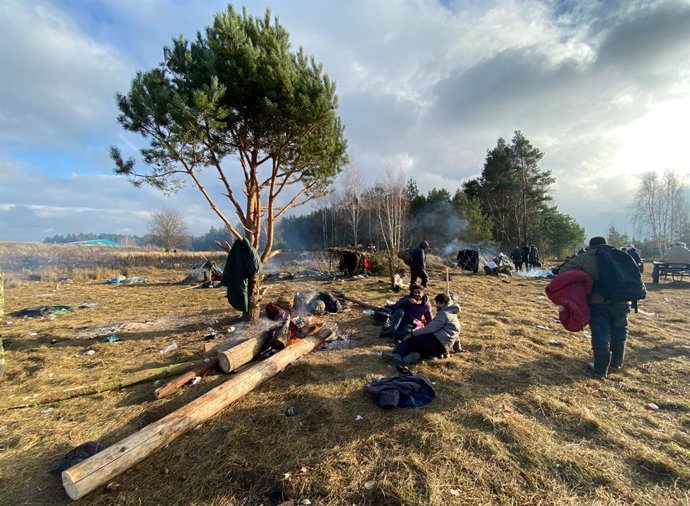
[0,0,689,242]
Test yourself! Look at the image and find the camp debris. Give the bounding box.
[181,260,223,284]
[104,275,148,285]
[11,305,73,318]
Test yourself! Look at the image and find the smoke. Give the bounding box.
[440,238,502,263]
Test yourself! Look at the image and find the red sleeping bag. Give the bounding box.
[545,270,593,332]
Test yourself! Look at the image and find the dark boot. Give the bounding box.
[586,349,611,378]
[402,352,421,365]
[610,341,626,370]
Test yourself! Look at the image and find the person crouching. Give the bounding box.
[390,293,461,371]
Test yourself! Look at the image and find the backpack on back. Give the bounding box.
[594,246,646,302]
[397,248,412,266]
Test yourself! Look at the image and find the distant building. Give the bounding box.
[68,239,121,246]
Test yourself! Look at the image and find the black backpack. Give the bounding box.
[397,248,412,266]
[594,246,646,302]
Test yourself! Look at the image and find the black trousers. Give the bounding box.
[394,333,445,359]
[410,267,428,287]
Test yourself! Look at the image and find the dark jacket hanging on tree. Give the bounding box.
[222,238,261,312]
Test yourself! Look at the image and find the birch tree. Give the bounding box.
[376,169,409,289]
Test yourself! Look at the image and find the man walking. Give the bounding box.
[559,236,645,378]
[409,240,429,288]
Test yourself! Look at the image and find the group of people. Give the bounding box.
[385,235,647,382]
[510,243,541,271]
[377,284,461,374]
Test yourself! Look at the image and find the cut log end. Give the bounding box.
[62,472,80,501]
[217,353,233,374]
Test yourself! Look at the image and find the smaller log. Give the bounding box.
[3,360,202,410]
[268,317,291,350]
[154,357,219,399]
[218,332,272,373]
[203,338,238,356]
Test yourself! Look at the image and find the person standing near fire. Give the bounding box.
[409,240,429,288]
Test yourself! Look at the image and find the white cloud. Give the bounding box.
[1,0,689,241]
[0,1,132,147]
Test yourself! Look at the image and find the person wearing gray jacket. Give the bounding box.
[389,293,461,367]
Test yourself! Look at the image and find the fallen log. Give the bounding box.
[154,357,219,399]
[62,324,336,501]
[2,360,201,410]
[334,291,380,310]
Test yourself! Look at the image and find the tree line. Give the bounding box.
[276,131,586,258]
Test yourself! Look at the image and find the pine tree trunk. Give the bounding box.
[243,273,261,323]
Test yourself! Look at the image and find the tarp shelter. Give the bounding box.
[182,261,223,284]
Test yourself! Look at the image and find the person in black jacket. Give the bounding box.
[521,242,531,272]
[625,244,643,273]
[409,240,429,288]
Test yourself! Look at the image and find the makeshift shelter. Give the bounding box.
[326,247,372,276]
[457,249,479,274]
[181,260,223,284]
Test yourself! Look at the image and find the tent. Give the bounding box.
[181,260,223,284]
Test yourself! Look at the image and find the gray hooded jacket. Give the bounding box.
[411,303,461,352]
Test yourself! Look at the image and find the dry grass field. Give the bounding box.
[0,245,689,505]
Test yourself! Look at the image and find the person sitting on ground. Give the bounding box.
[379,284,433,341]
[483,258,499,275]
[388,293,461,370]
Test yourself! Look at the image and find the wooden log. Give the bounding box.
[2,360,201,410]
[203,337,239,356]
[218,331,272,373]
[268,317,291,350]
[154,357,219,399]
[62,326,335,500]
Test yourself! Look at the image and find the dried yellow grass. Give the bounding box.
[0,252,688,505]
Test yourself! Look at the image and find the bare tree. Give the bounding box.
[147,209,191,251]
[633,170,688,254]
[339,164,363,246]
[376,168,409,289]
[361,187,381,248]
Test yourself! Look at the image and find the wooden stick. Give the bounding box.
[2,360,201,410]
[62,326,335,500]
[154,357,219,399]
[334,292,380,310]
[446,268,450,296]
